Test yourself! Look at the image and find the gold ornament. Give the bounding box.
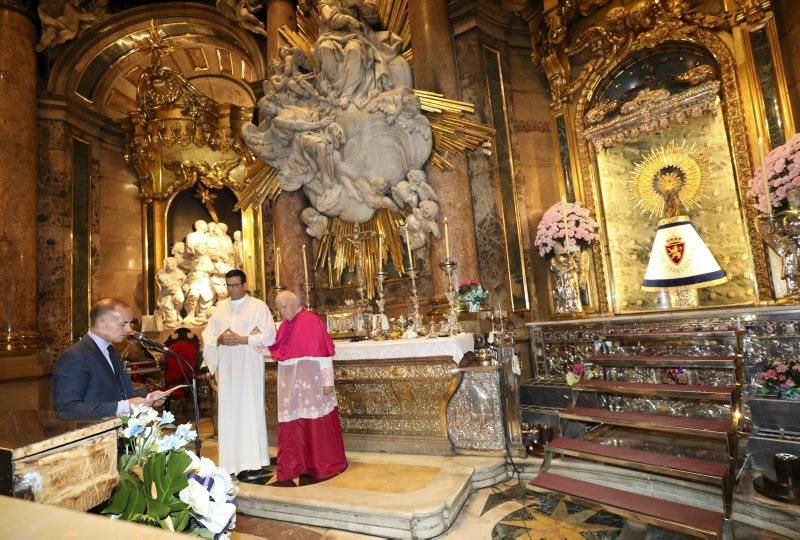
[630,140,709,219]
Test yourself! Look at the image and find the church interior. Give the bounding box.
[4,0,800,538]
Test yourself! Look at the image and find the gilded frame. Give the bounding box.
[571,25,767,314]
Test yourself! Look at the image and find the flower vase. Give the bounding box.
[549,251,584,316]
[757,188,800,303]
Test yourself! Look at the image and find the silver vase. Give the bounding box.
[548,251,584,315]
[757,209,800,303]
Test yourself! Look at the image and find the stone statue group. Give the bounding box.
[156,220,245,328]
[242,0,440,247]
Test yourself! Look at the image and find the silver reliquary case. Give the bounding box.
[325,303,372,340]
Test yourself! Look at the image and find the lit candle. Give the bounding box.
[302,244,309,283]
[378,233,383,264]
[759,136,772,215]
[444,217,451,260]
[275,247,281,287]
[404,226,412,255]
[562,197,570,248]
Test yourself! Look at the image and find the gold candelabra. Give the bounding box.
[439,258,462,335]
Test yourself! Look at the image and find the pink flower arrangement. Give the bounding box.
[747,133,800,213]
[535,201,599,258]
[758,357,800,398]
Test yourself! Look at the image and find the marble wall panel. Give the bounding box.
[96,144,143,316]
[37,121,74,362]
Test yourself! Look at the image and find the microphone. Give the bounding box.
[129,331,170,353]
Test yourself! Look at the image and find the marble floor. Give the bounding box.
[190,419,792,540]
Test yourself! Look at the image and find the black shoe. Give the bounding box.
[236,469,267,483]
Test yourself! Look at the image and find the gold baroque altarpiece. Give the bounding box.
[528,0,792,314]
[122,22,266,310]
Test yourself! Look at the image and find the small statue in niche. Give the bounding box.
[182,255,216,326]
[171,241,193,274]
[216,222,236,266]
[155,257,186,328]
[215,0,267,36]
[232,230,244,269]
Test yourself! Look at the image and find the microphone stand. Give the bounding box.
[142,343,202,456]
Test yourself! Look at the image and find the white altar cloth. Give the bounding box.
[330,333,474,363]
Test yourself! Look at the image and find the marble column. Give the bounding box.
[0,2,39,351]
[408,0,479,298]
[265,0,310,300]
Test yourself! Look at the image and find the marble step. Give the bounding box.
[545,437,729,484]
[528,471,725,538]
[560,407,731,439]
[576,380,735,401]
[585,354,737,369]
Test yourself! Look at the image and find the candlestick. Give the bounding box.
[302,244,309,283]
[275,247,281,287]
[759,136,772,215]
[444,217,451,260]
[404,226,412,269]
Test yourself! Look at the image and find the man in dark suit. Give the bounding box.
[53,298,167,419]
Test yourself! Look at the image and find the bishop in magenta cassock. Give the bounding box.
[270,291,347,483]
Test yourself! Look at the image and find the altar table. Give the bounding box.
[264,334,475,454]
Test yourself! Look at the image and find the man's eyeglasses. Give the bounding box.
[225,282,244,288]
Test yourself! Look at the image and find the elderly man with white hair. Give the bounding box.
[268,291,347,485]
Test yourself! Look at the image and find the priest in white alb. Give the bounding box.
[202,269,276,482]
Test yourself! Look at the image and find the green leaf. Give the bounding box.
[146,498,171,520]
[100,482,131,515]
[171,508,191,532]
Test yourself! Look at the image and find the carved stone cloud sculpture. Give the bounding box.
[242,0,434,226]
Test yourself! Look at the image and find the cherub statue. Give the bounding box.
[406,169,438,202]
[412,200,441,239]
[271,45,318,102]
[352,176,399,211]
[391,180,418,209]
[37,0,109,52]
[216,0,267,36]
[301,207,330,239]
[155,257,186,328]
[402,214,428,251]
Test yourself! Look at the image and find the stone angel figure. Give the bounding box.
[406,169,438,202]
[37,0,110,52]
[270,45,319,103]
[155,257,186,328]
[412,200,441,239]
[301,207,330,239]
[216,0,267,36]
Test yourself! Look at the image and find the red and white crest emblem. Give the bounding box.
[665,236,685,265]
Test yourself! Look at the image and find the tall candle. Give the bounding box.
[378,233,383,264]
[444,217,451,260]
[302,244,309,283]
[404,226,412,255]
[275,247,281,287]
[759,136,772,215]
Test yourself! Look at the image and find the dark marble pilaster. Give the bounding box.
[408,0,479,298]
[0,4,38,350]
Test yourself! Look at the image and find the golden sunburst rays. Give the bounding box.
[630,140,709,219]
[315,209,406,298]
[500,499,620,539]
[416,91,495,170]
[234,160,281,211]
